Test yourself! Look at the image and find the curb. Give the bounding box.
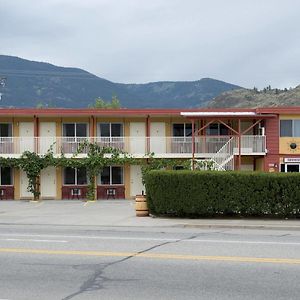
[179,223,300,231]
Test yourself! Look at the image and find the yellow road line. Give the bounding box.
[0,248,300,265]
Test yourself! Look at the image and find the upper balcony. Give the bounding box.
[0,136,266,158]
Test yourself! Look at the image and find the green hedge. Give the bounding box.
[145,170,300,218]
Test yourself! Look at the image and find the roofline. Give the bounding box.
[0,107,298,116]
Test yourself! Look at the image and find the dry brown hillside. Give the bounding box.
[207,85,300,108]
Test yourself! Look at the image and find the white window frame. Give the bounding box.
[281,163,300,173]
[0,123,13,146]
[98,166,124,186]
[97,123,124,138]
[172,122,196,142]
[63,167,88,185]
[280,119,300,137]
[206,123,229,136]
[62,123,89,140]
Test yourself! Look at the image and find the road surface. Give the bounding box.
[0,224,300,299]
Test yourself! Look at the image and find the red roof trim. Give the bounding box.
[0,107,298,116]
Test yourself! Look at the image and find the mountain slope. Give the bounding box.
[207,86,300,108]
[0,55,241,108]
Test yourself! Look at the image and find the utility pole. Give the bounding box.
[0,77,6,101]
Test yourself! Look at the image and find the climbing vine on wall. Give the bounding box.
[18,150,56,200]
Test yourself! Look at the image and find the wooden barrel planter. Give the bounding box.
[135,194,149,217]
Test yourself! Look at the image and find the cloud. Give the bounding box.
[0,0,300,89]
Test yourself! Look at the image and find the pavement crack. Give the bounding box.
[61,233,197,300]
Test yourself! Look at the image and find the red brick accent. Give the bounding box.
[97,185,125,199]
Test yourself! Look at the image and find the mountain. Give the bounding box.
[207,86,300,108]
[0,55,241,108]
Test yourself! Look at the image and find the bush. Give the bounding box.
[144,170,300,218]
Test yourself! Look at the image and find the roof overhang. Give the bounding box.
[180,111,276,119]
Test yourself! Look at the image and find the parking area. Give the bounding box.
[0,200,176,227]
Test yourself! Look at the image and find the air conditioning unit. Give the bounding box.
[71,188,81,196]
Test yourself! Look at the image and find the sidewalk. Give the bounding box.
[1,200,300,230]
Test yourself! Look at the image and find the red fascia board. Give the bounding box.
[0,106,297,116]
[0,107,257,117]
[257,107,300,114]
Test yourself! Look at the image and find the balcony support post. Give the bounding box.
[34,115,39,154]
[90,115,95,143]
[146,115,150,154]
[238,118,241,171]
[192,119,195,170]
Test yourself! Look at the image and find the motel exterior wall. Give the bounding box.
[0,107,297,200]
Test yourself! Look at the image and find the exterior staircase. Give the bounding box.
[210,137,236,171]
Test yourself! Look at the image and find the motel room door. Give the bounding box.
[129,122,146,154]
[20,170,32,198]
[19,122,34,153]
[150,122,166,154]
[130,165,145,197]
[39,122,56,154]
[40,167,56,199]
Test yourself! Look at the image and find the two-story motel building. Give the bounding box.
[0,107,299,200]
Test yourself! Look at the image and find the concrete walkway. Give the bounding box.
[1,200,300,230]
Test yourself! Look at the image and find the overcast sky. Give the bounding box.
[0,0,300,89]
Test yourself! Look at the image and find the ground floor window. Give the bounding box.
[0,167,12,185]
[280,164,300,172]
[63,167,88,185]
[99,166,124,185]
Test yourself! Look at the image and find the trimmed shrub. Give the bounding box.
[145,170,300,218]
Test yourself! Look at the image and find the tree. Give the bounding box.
[89,96,121,109]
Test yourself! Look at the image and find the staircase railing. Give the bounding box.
[210,136,236,171]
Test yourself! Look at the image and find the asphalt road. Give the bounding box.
[1,224,300,300]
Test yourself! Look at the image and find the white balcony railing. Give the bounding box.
[0,136,266,156]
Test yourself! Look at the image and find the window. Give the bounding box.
[98,123,123,137]
[206,123,229,136]
[63,123,88,138]
[99,166,124,185]
[0,167,12,185]
[64,167,87,185]
[280,120,300,137]
[0,124,12,137]
[173,124,192,137]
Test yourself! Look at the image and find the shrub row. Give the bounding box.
[145,170,300,218]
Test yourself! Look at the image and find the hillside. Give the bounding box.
[207,86,300,108]
[0,55,241,108]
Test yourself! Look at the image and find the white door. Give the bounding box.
[130,165,145,197]
[19,122,34,153]
[150,122,166,154]
[40,167,56,198]
[20,170,32,198]
[130,122,146,154]
[40,122,56,154]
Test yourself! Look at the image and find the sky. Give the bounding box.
[0,0,300,89]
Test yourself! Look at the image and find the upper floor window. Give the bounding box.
[206,123,229,136]
[173,123,192,137]
[0,124,12,137]
[63,123,88,137]
[98,123,123,137]
[280,120,300,137]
